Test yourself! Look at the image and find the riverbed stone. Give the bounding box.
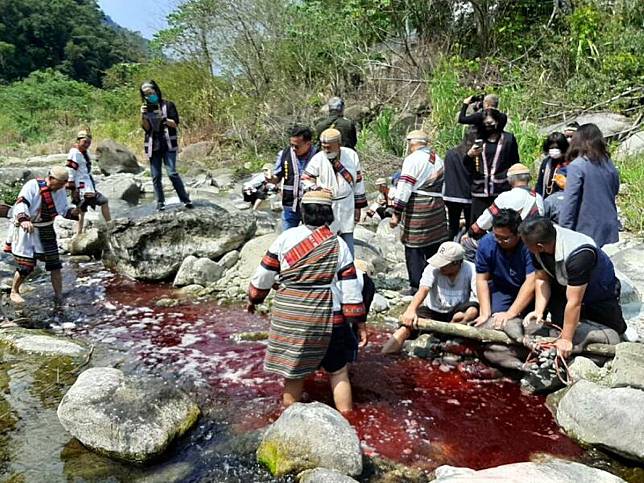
[57,367,200,464]
[556,379,644,462]
[298,468,359,483]
[0,328,88,358]
[98,174,141,205]
[69,228,106,257]
[218,250,240,270]
[615,130,644,160]
[541,112,632,139]
[433,458,625,482]
[95,140,143,175]
[609,342,644,390]
[568,356,608,385]
[257,402,362,477]
[105,201,256,281]
[238,233,278,279]
[173,256,225,287]
[370,293,389,313]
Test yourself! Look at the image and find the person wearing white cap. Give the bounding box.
[469,163,543,237]
[6,167,79,304]
[390,130,448,295]
[302,128,367,255]
[366,177,394,220]
[382,241,479,354]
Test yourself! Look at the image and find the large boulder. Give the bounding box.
[98,174,141,205]
[95,140,143,175]
[374,219,405,265]
[298,468,359,483]
[173,255,225,287]
[433,458,624,482]
[238,233,279,279]
[540,112,631,139]
[68,228,106,257]
[556,379,644,462]
[609,342,644,390]
[180,141,216,163]
[615,131,644,160]
[256,402,362,477]
[105,201,256,281]
[57,367,200,464]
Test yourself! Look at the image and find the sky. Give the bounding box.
[98,0,182,39]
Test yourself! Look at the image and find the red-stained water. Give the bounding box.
[72,273,582,472]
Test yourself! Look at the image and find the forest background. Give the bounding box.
[0,0,642,229]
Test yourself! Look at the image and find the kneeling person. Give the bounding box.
[8,167,79,304]
[382,241,478,354]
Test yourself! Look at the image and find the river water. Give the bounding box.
[0,261,641,482]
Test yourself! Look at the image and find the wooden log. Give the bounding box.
[409,317,616,358]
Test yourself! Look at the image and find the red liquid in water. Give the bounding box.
[75,276,582,472]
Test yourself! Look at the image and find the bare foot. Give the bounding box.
[10,292,25,304]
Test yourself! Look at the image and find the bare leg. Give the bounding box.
[101,203,112,223]
[51,269,63,301]
[381,326,412,354]
[283,378,305,407]
[329,366,352,413]
[10,271,26,304]
[252,198,263,211]
[452,306,479,324]
[76,212,85,235]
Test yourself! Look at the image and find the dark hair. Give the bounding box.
[482,108,504,134]
[542,132,569,154]
[454,128,480,157]
[518,216,556,244]
[288,125,313,142]
[492,208,522,234]
[301,203,334,227]
[567,123,609,164]
[140,80,163,103]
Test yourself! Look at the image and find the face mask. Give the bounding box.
[549,148,562,159]
[326,151,338,160]
[147,94,159,104]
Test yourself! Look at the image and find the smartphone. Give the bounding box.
[474,139,483,149]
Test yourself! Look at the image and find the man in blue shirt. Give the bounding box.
[474,209,535,328]
[267,125,318,230]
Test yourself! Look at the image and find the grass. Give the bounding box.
[615,154,644,234]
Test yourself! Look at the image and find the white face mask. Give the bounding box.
[326,151,338,160]
[548,148,562,159]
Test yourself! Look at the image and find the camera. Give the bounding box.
[473,139,484,149]
[471,94,485,103]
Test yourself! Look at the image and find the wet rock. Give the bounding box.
[556,379,644,462]
[405,334,441,359]
[210,168,235,190]
[173,256,225,287]
[218,250,240,270]
[178,284,205,295]
[98,174,141,205]
[231,331,269,342]
[69,228,106,257]
[69,255,92,263]
[615,130,644,160]
[257,402,362,477]
[374,219,405,265]
[298,468,359,483]
[370,293,389,313]
[95,140,143,175]
[238,233,279,279]
[609,342,644,390]
[0,328,88,358]
[155,298,178,308]
[433,458,625,482]
[106,201,256,281]
[568,356,607,385]
[57,367,200,464]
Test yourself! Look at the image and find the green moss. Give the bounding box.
[257,440,288,476]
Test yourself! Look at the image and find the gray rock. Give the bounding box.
[433,458,625,482]
[105,201,256,281]
[256,402,362,477]
[156,298,178,308]
[610,342,644,390]
[568,356,607,385]
[178,284,205,295]
[69,228,106,257]
[373,219,405,265]
[0,166,49,185]
[218,250,240,270]
[180,141,216,162]
[370,293,389,313]
[615,131,644,160]
[0,328,88,358]
[298,468,359,483]
[210,168,235,190]
[541,112,632,139]
[238,233,279,279]
[556,379,644,462]
[95,140,143,175]
[98,174,141,205]
[57,367,200,463]
[173,256,225,287]
[25,153,68,167]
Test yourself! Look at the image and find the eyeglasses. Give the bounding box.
[494,233,517,244]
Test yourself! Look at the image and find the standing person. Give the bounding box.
[558,123,620,247]
[267,125,317,230]
[139,80,193,211]
[246,191,367,412]
[519,217,626,359]
[302,128,367,255]
[458,94,508,135]
[390,130,448,295]
[535,132,570,199]
[66,128,111,234]
[7,167,79,304]
[464,108,520,224]
[562,121,580,143]
[443,131,475,239]
[315,97,358,150]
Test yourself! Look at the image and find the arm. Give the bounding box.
[557,284,587,357]
[471,202,495,235]
[336,239,368,347]
[140,105,150,131]
[390,158,416,225]
[164,101,179,128]
[401,287,430,326]
[494,273,535,325]
[268,151,284,184]
[301,156,320,191]
[533,270,551,318]
[458,103,482,125]
[474,272,492,325]
[558,162,583,230]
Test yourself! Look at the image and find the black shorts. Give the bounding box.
[319,323,358,373]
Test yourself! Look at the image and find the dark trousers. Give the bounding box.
[470,196,496,225]
[150,150,191,204]
[405,242,441,289]
[446,201,472,240]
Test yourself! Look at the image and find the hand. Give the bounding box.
[357,323,368,348]
[467,146,483,158]
[72,190,81,205]
[523,311,544,328]
[389,214,399,228]
[20,220,34,233]
[464,96,473,104]
[246,303,256,314]
[165,119,177,129]
[473,314,490,327]
[492,311,517,329]
[555,338,573,359]
[401,309,417,328]
[140,104,147,114]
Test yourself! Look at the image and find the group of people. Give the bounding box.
[248,94,626,412]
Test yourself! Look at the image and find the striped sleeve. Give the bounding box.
[392,157,418,215]
[336,239,366,323]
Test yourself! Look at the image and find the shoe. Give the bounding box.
[184,202,194,209]
[157,202,166,211]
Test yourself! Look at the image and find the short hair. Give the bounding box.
[542,132,569,154]
[567,123,609,164]
[301,202,334,227]
[288,125,313,142]
[492,208,522,234]
[482,107,504,131]
[508,173,531,185]
[484,94,499,108]
[518,216,557,244]
[565,121,580,131]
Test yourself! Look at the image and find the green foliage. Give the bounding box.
[615,154,644,234]
[0,184,20,205]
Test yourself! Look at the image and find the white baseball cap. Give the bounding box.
[428,241,465,268]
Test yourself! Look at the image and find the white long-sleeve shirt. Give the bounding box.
[12,179,71,223]
[66,147,95,195]
[472,186,544,234]
[393,147,443,213]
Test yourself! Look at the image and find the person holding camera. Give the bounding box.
[140,80,193,211]
[458,94,507,135]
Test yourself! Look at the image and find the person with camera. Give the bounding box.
[458,94,507,135]
[463,108,520,225]
[140,80,193,211]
